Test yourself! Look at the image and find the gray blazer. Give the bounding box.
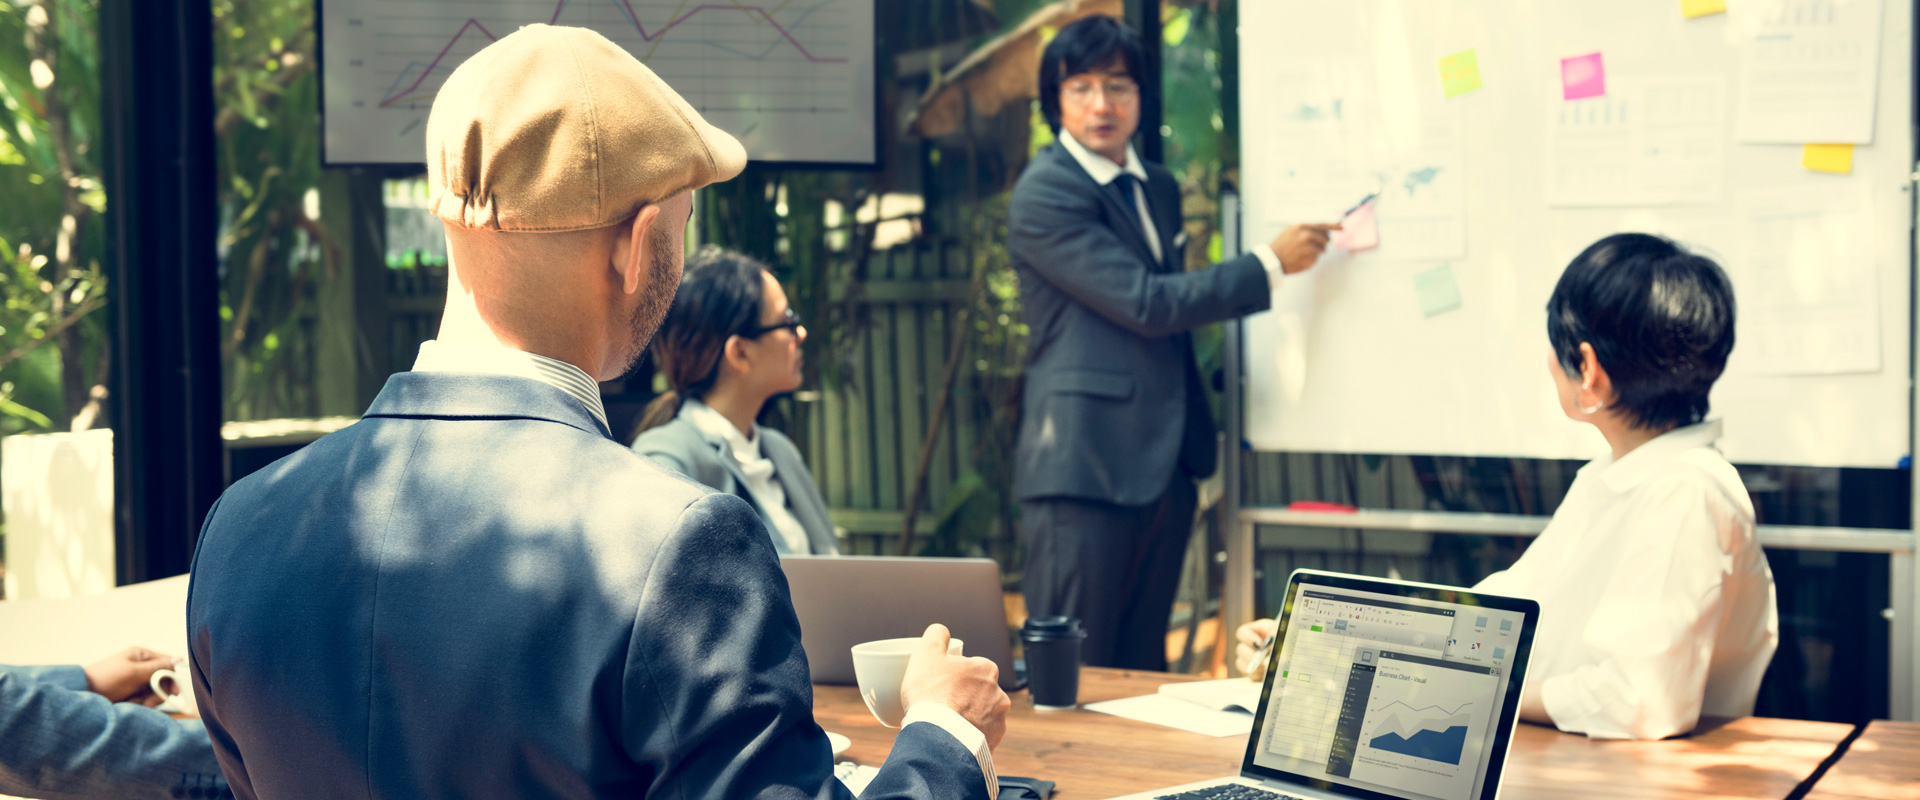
[633,415,840,555]
[1007,142,1272,505]
[0,664,229,799]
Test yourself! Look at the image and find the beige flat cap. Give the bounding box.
[426,24,747,232]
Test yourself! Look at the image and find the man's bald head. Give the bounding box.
[441,192,692,381]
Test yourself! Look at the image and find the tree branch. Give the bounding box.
[0,293,104,371]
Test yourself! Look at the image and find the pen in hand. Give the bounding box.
[1248,633,1275,682]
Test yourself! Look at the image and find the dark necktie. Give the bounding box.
[1108,173,1152,253]
[1108,173,1140,218]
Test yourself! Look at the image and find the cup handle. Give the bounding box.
[149,669,178,708]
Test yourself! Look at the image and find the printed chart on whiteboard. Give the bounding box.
[319,0,877,165]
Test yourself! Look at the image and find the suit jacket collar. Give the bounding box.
[678,414,780,545]
[363,372,614,440]
[1044,142,1175,272]
[666,414,838,555]
[759,434,839,555]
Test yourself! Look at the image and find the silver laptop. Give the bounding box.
[781,555,1021,691]
[1110,569,1539,800]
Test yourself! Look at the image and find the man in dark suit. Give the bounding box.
[1009,16,1339,670]
[187,25,1007,800]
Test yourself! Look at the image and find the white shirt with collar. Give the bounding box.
[411,339,610,434]
[413,341,994,791]
[1475,420,1778,740]
[676,398,815,555]
[1057,129,1288,285]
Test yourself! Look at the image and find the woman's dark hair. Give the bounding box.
[1037,15,1150,134]
[1546,233,1736,432]
[635,246,769,435]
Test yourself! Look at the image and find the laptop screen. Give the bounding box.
[1242,572,1537,800]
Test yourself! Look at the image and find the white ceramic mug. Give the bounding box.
[149,664,197,717]
[851,637,964,727]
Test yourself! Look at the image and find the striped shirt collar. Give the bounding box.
[410,340,609,435]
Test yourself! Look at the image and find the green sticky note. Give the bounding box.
[1415,264,1463,317]
[1439,50,1482,98]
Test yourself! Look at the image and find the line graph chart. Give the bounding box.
[322,0,875,165]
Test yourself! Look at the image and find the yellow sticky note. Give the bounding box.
[1681,0,1727,18]
[1802,144,1854,174]
[1439,50,1482,98]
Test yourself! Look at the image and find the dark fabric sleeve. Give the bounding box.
[1009,165,1271,338]
[622,493,989,800]
[0,667,229,800]
[188,496,255,800]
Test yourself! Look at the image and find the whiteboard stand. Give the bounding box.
[1219,190,1256,672]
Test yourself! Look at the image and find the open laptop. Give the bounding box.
[1110,569,1539,800]
[781,555,1021,691]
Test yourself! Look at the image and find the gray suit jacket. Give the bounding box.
[187,373,983,800]
[0,664,229,799]
[1008,142,1272,505]
[633,415,840,556]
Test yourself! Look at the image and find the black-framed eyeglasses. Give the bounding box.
[743,307,803,339]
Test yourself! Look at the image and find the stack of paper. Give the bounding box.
[1157,678,1265,713]
[1084,678,1266,737]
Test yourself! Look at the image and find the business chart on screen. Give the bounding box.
[1254,584,1523,800]
[319,0,877,165]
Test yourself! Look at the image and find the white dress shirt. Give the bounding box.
[413,342,994,791]
[411,339,609,434]
[1475,420,1778,740]
[1057,130,1288,284]
[677,398,815,555]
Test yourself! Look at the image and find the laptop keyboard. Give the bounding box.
[1155,785,1307,800]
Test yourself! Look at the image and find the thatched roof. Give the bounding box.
[906,0,1123,139]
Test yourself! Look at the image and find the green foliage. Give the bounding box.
[0,0,109,431]
[213,0,334,422]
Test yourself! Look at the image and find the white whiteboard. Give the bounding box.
[1240,0,1912,467]
[319,0,876,165]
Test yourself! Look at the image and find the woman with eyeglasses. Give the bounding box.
[632,247,839,555]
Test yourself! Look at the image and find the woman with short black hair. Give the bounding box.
[631,247,838,556]
[1239,233,1776,740]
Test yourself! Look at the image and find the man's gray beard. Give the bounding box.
[616,230,680,376]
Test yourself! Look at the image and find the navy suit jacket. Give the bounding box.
[1008,143,1270,505]
[186,372,986,800]
[0,665,229,799]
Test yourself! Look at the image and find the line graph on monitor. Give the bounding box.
[1363,700,1473,765]
[321,0,877,165]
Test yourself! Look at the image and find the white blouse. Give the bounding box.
[1475,420,1778,740]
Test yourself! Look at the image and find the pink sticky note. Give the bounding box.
[1561,52,1606,100]
[1333,201,1379,252]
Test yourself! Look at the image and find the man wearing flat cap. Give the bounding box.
[187,25,1006,799]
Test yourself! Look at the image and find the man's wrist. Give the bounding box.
[1253,242,1286,283]
[903,702,998,796]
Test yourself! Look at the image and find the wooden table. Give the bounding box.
[1804,721,1920,799]
[813,668,1855,799]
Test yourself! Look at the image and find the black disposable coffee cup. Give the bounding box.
[1020,616,1086,710]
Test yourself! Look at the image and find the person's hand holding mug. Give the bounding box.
[1268,223,1343,275]
[1236,619,1279,681]
[83,646,175,706]
[899,623,1011,750]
